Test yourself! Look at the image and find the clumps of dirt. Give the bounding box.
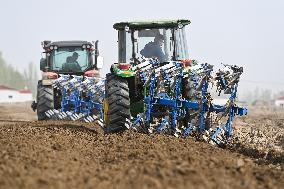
[230,141,283,169]
[0,103,284,189]
[0,120,284,189]
[278,135,284,148]
[231,109,284,170]
[234,110,284,151]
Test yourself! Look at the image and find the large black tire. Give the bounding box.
[104,74,131,133]
[182,77,202,128]
[37,81,54,121]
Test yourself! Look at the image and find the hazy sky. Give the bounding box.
[0,0,283,94]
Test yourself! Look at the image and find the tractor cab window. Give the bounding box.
[50,47,90,72]
[118,27,189,64]
[175,27,189,61]
[135,29,173,63]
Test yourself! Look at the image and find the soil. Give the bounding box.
[0,103,283,189]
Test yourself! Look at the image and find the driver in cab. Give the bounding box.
[140,34,166,63]
[62,52,82,72]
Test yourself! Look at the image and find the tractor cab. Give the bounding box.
[113,19,190,65]
[40,40,103,75]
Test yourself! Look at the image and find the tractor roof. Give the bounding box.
[113,19,191,30]
[46,41,93,48]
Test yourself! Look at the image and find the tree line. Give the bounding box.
[0,51,38,96]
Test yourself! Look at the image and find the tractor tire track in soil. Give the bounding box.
[0,103,283,189]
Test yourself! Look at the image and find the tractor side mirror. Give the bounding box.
[40,58,47,71]
[96,56,104,69]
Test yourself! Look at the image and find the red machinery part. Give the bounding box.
[181,59,192,67]
[43,72,58,79]
[118,63,131,70]
[84,70,100,77]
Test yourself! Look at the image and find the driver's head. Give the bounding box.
[154,34,164,46]
[72,52,79,60]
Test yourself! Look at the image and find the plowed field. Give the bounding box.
[0,103,283,189]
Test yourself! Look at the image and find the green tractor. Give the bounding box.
[104,20,193,133]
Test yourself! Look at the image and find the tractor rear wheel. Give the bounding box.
[37,81,54,120]
[182,77,201,127]
[104,74,131,133]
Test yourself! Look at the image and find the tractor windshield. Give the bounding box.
[135,29,173,62]
[50,47,90,73]
[118,27,189,63]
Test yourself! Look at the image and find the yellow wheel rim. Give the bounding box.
[103,98,109,124]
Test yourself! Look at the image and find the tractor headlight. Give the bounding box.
[54,46,58,50]
[82,45,86,49]
[178,23,184,29]
[125,26,129,32]
[50,46,54,50]
[87,45,91,49]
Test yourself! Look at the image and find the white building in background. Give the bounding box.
[0,85,33,103]
[275,96,284,108]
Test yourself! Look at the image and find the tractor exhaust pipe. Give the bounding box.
[94,40,99,69]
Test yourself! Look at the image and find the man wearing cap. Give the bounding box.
[140,34,166,62]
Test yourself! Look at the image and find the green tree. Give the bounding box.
[0,51,37,92]
[24,62,39,97]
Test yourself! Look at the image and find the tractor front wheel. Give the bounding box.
[36,81,54,120]
[104,74,131,133]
